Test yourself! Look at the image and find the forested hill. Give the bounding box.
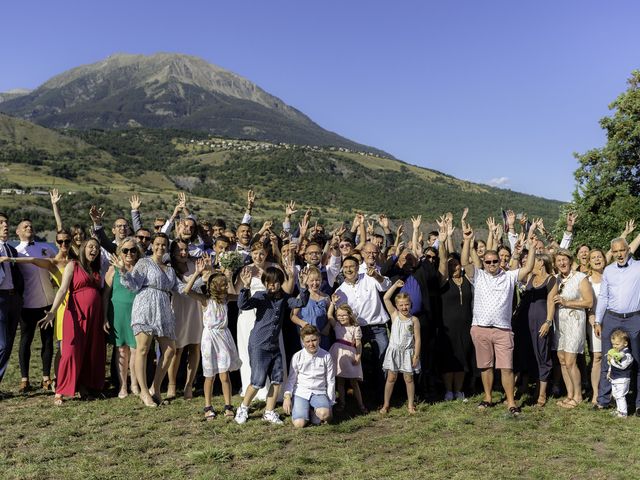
[0,116,562,232]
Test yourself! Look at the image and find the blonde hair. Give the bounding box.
[206,273,228,304]
[611,329,630,345]
[336,304,359,327]
[394,292,412,306]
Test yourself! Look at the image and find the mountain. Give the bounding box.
[0,115,563,233]
[0,89,31,103]
[0,53,388,156]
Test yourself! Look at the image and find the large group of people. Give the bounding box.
[1,188,640,426]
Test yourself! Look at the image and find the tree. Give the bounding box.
[563,70,640,249]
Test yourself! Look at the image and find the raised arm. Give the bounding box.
[461,223,478,280]
[485,217,496,252]
[355,213,367,250]
[437,222,449,282]
[182,258,208,306]
[383,279,404,318]
[445,212,455,254]
[283,200,297,233]
[411,215,422,258]
[517,223,539,282]
[50,189,63,231]
[38,261,75,329]
[241,189,255,225]
[0,256,57,273]
[129,194,143,233]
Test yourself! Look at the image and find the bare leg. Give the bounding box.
[537,380,548,405]
[167,346,183,398]
[557,351,574,403]
[242,385,259,407]
[117,346,130,397]
[219,372,232,406]
[380,372,397,412]
[184,343,201,399]
[501,369,517,409]
[565,352,582,403]
[591,352,602,404]
[151,337,176,401]
[265,384,280,412]
[134,333,155,407]
[479,368,494,403]
[129,348,139,394]
[404,373,416,413]
[204,376,214,408]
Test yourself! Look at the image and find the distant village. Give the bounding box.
[178,137,388,158]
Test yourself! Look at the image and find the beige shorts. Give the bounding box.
[471,325,514,369]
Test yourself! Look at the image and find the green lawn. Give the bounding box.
[0,339,638,480]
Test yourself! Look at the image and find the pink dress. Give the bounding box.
[329,323,363,380]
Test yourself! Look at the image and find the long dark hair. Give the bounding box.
[169,238,189,277]
[75,238,102,277]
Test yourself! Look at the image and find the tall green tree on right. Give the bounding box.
[568,70,640,249]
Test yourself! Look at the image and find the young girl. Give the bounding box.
[183,258,241,419]
[291,266,331,350]
[325,298,367,414]
[380,279,421,414]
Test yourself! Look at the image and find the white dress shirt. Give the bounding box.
[335,273,392,326]
[16,241,56,308]
[285,347,335,403]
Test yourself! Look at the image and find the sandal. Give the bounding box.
[203,406,216,420]
[535,397,546,407]
[508,406,521,416]
[379,406,389,415]
[477,400,495,410]
[140,394,157,408]
[224,405,235,417]
[53,395,63,406]
[558,398,578,409]
[41,379,53,391]
[183,385,193,400]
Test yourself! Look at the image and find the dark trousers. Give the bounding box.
[361,324,389,402]
[0,291,22,382]
[528,317,553,382]
[597,312,640,408]
[19,306,54,378]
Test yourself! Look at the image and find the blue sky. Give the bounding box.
[1,0,638,201]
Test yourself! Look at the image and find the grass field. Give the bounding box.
[1,339,639,480]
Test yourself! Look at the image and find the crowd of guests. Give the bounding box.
[1,189,640,426]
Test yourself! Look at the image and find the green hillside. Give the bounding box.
[0,116,562,232]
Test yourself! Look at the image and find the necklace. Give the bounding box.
[532,273,549,289]
[451,277,464,305]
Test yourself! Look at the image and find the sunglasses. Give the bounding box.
[484,259,499,265]
[426,255,437,260]
[121,248,138,255]
[136,235,151,241]
[56,239,72,246]
[339,243,352,248]
[154,224,164,230]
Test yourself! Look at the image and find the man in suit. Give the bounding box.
[0,212,24,397]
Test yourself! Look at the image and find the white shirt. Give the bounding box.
[335,273,392,326]
[16,241,56,308]
[471,268,520,329]
[284,347,335,403]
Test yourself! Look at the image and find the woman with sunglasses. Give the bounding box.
[550,248,593,409]
[1,229,74,386]
[103,237,143,399]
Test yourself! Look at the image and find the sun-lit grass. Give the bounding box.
[1,337,639,479]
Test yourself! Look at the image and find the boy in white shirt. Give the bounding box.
[283,325,335,428]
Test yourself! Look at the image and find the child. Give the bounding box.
[183,258,241,420]
[235,263,309,425]
[283,324,335,428]
[291,266,331,350]
[324,297,367,414]
[380,279,421,414]
[606,329,634,418]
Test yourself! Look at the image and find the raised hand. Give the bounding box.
[566,211,578,229]
[506,210,516,228]
[519,213,528,227]
[463,223,474,240]
[240,266,252,288]
[177,192,187,209]
[299,266,309,288]
[50,189,61,205]
[195,257,207,275]
[109,253,125,270]
[353,212,365,227]
[366,266,378,277]
[298,216,309,238]
[378,214,390,229]
[331,293,341,305]
[335,224,346,238]
[623,219,636,237]
[461,207,469,229]
[129,194,141,210]
[201,253,213,271]
[445,212,453,224]
[486,217,495,231]
[494,223,504,240]
[247,189,256,210]
[285,201,297,217]
[394,279,405,289]
[260,220,273,234]
[89,205,105,225]
[366,221,375,235]
[395,224,404,239]
[411,215,422,230]
[396,241,406,254]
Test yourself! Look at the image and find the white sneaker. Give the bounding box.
[455,391,467,402]
[444,391,454,401]
[235,404,249,425]
[262,410,284,425]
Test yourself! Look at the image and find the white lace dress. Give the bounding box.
[201,301,241,377]
[552,271,587,354]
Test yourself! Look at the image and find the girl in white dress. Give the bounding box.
[183,258,241,420]
[380,280,421,415]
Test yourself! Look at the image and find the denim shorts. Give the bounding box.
[249,347,283,389]
[291,394,332,421]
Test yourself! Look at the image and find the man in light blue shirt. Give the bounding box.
[594,238,640,412]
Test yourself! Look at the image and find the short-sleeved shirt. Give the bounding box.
[471,268,520,329]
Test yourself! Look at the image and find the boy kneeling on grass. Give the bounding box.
[283,325,335,428]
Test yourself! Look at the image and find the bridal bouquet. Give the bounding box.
[218,251,244,272]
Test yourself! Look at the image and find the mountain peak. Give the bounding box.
[0,53,388,156]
